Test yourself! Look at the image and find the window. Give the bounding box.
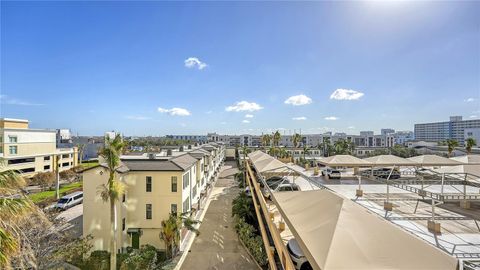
[183,197,190,213]
[146,176,152,192]
[62,162,69,167]
[44,156,51,161]
[18,167,35,173]
[193,184,197,198]
[122,193,126,203]
[9,136,17,143]
[183,172,190,189]
[146,204,152,220]
[171,176,177,192]
[122,218,126,231]
[44,165,50,171]
[9,146,18,155]
[8,158,34,165]
[171,204,177,214]
[62,154,69,159]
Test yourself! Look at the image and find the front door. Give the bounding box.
[131,232,140,249]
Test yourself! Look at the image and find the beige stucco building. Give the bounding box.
[82,142,225,252]
[0,118,78,177]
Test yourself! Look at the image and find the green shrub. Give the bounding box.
[119,245,161,270]
[85,250,110,270]
[234,217,267,267]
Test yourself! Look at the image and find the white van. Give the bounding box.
[55,191,83,210]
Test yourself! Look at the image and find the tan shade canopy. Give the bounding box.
[248,150,265,162]
[363,155,419,166]
[437,155,480,177]
[318,155,372,167]
[273,190,458,270]
[248,150,291,172]
[407,155,463,166]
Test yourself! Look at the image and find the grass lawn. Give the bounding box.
[29,182,83,204]
[79,161,99,169]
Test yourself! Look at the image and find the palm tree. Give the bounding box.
[273,131,281,157]
[446,139,459,157]
[292,133,302,149]
[76,144,86,164]
[0,159,34,268]
[159,212,200,259]
[261,134,272,149]
[302,145,310,160]
[465,138,477,154]
[320,137,332,157]
[98,134,125,270]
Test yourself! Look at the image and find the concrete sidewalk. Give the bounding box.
[180,162,259,270]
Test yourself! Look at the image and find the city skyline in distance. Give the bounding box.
[1,1,479,136]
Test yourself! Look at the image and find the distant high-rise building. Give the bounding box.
[381,129,395,136]
[414,116,480,145]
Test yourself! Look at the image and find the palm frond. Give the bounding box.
[0,227,18,268]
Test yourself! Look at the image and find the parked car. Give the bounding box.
[55,191,83,210]
[287,238,312,270]
[361,168,401,179]
[276,183,300,192]
[265,176,288,190]
[321,167,341,179]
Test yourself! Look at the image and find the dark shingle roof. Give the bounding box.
[171,154,198,170]
[121,160,183,171]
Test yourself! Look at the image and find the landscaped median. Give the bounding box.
[29,181,83,205]
[232,171,268,268]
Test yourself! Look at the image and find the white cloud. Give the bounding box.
[184,57,207,70]
[284,94,312,106]
[348,126,355,129]
[292,116,307,121]
[125,115,151,120]
[180,123,187,127]
[226,101,263,112]
[242,120,250,123]
[465,98,475,102]
[220,122,227,125]
[470,115,478,118]
[158,107,191,116]
[245,114,254,118]
[324,116,338,120]
[0,95,44,106]
[330,89,364,100]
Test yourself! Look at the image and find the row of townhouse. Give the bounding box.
[0,118,78,177]
[82,142,225,253]
[208,131,403,148]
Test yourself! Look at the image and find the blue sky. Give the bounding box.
[1,1,479,136]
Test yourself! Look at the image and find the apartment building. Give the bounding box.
[415,116,480,145]
[82,142,225,252]
[0,118,78,177]
[166,134,208,142]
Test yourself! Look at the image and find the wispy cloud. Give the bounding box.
[245,114,254,118]
[226,101,263,112]
[158,107,191,116]
[242,119,250,123]
[0,95,44,106]
[184,57,207,70]
[470,115,478,118]
[205,110,213,114]
[324,116,338,120]
[330,89,364,100]
[125,115,151,120]
[180,123,187,127]
[465,97,476,102]
[348,126,355,129]
[292,116,307,121]
[284,94,312,106]
[220,122,227,125]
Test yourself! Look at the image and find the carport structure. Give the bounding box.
[318,154,480,234]
[272,190,458,270]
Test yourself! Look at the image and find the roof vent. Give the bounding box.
[179,146,184,152]
[167,149,173,156]
[148,153,156,160]
[188,145,192,150]
[194,143,198,147]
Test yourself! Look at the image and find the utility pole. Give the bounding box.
[55,154,60,199]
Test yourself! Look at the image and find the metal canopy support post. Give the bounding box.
[441,173,445,196]
[356,175,363,197]
[384,166,395,211]
[428,199,442,234]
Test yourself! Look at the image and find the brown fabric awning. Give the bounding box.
[318,155,372,167]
